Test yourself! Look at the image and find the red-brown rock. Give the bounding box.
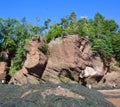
[42,35,90,82]
[9,35,109,86]
[9,37,47,84]
[0,62,6,83]
[9,67,40,84]
[42,35,106,85]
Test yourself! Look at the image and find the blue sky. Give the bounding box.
[0,0,120,25]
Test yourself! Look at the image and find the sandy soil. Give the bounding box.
[98,89,120,107]
[106,98,120,107]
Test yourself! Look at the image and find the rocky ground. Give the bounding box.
[0,83,116,107]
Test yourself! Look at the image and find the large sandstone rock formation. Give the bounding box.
[9,35,107,86]
[42,35,106,86]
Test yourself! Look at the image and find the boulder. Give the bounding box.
[42,35,105,85]
[24,49,47,78]
[80,56,105,87]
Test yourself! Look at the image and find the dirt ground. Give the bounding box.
[106,98,120,107]
[98,89,120,107]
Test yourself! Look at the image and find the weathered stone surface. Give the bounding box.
[9,67,40,85]
[42,35,105,85]
[80,56,105,78]
[9,38,47,84]
[103,72,120,88]
[9,35,114,87]
[0,62,6,83]
[42,35,88,80]
[79,56,106,87]
[24,50,47,78]
[0,50,9,61]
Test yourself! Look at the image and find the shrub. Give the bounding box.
[38,43,48,54]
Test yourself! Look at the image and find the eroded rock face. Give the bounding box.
[9,38,47,84]
[80,56,105,87]
[103,72,120,87]
[42,35,106,85]
[0,62,6,83]
[9,35,106,86]
[24,47,47,78]
[9,67,40,84]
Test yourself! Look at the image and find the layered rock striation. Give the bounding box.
[42,35,105,86]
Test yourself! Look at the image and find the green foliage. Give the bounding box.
[0,18,18,53]
[112,33,120,61]
[46,23,65,42]
[0,17,50,76]
[92,38,113,57]
[38,43,48,54]
[30,26,40,34]
[0,12,120,76]
[94,12,105,38]
[46,12,78,42]
[9,47,26,76]
[104,19,118,36]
